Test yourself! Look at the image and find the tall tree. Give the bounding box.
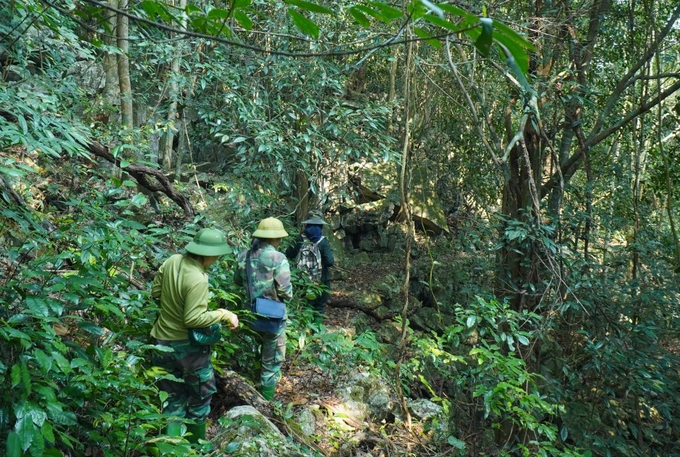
[160,0,187,172]
[117,0,133,129]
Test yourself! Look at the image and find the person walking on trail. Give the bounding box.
[150,228,239,443]
[233,217,293,401]
[286,210,334,324]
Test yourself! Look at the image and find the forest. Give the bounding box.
[1,0,680,456]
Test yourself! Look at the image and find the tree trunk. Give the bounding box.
[103,0,119,116]
[294,169,310,223]
[498,107,543,312]
[161,0,187,171]
[174,115,186,182]
[117,0,133,129]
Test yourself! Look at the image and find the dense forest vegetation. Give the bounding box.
[1,0,680,456]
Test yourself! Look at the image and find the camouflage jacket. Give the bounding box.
[234,244,293,304]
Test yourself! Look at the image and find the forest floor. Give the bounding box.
[278,255,406,457]
[213,250,421,456]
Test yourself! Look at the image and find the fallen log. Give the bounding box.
[214,370,271,413]
[214,370,327,455]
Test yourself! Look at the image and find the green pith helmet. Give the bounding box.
[252,217,289,239]
[302,210,328,226]
[185,228,231,256]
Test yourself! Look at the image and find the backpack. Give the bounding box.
[296,237,324,282]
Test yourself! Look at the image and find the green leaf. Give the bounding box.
[353,5,385,22]
[368,1,403,21]
[51,351,72,375]
[47,408,77,426]
[131,193,148,206]
[41,421,56,445]
[26,297,49,317]
[419,0,444,18]
[234,10,253,30]
[474,17,493,56]
[77,321,106,336]
[33,349,53,373]
[438,3,478,23]
[504,50,533,94]
[288,9,319,39]
[29,430,45,457]
[492,20,534,74]
[414,27,441,49]
[422,13,461,33]
[285,0,333,15]
[225,441,240,453]
[25,403,48,428]
[18,115,28,134]
[138,0,174,23]
[466,315,476,328]
[11,363,21,388]
[15,415,36,451]
[0,166,27,178]
[21,361,32,395]
[447,435,466,449]
[207,8,229,20]
[506,335,515,351]
[6,432,21,457]
[185,3,201,15]
[348,7,370,27]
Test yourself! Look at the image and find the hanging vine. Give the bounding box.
[394,15,414,429]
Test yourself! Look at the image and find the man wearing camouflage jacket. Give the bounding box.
[234,217,292,401]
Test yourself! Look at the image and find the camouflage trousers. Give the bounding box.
[258,321,287,388]
[152,340,216,421]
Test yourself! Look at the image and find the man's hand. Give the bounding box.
[218,309,239,330]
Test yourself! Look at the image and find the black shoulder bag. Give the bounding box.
[246,249,286,333]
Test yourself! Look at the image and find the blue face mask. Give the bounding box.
[303,224,323,242]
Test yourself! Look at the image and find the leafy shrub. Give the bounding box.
[401,296,589,456]
[0,186,209,456]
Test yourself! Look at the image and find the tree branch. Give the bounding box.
[87,140,195,218]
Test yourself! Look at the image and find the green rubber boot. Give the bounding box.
[260,384,276,401]
[186,421,206,443]
[164,421,182,437]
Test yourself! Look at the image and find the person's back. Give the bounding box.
[149,228,239,442]
[297,236,324,282]
[236,242,292,303]
[233,217,292,401]
[285,211,334,322]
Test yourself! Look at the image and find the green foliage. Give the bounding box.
[0,86,89,160]
[401,297,590,456]
[0,182,212,456]
[192,43,398,197]
[291,322,387,380]
[539,249,680,456]
[3,0,680,456]
[125,0,535,79]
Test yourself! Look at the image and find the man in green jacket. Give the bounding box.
[234,217,292,401]
[150,228,239,442]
